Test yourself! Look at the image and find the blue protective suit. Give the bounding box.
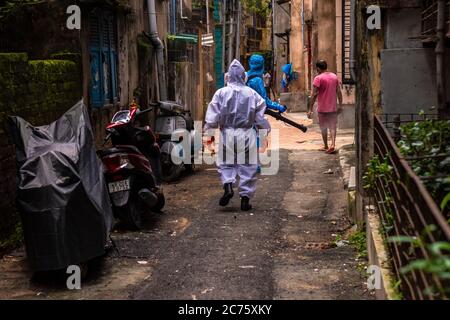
[205,60,271,198]
[281,63,293,92]
[247,55,287,113]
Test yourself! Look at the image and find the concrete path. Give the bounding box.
[0,113,373,300]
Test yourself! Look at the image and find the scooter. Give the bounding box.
[154,101,201,182]
[98,102,165,230]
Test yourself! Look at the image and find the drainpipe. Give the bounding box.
[147,0,168,101]
[271,0,275,76]
[206,0,210,34]
[307,23,312,90]
[301,0,305,49]
[170,0,177,34]
[222,0,227,72]
[349,0,357,83]
[235,0,241,59]
[180,0,188,20]
[436,0,447,118]
[228,16,234,66]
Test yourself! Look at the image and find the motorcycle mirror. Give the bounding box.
[137,107,153,116]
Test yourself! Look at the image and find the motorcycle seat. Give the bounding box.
[98,145,142,157]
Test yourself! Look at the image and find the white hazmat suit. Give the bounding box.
[204,60,271,199]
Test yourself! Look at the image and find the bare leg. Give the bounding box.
[321,128,329,149]
[330,127,337,149]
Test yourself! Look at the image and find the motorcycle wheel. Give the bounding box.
[184,163,195,173]
[152,191,166,213]
[161,153,183,182]
[119,197,144,230]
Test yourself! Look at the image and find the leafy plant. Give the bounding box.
[389,225,450,296]
[391,279,404,300]
[398,119,450,215]
[363,155,395,232]
[348,230,368,259]
[441,193,450,212]
[333,233,342,245]
[0,223,23,253]
[0,0,42,21]
[242,0,271,18]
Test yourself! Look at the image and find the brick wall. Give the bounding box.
[0,53,82,250]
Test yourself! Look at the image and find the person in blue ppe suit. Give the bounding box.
[281,63,293,92]
[246,54,286,174]
[246,54,287,113]
[204,60,271,211]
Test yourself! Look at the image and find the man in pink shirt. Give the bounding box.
[308,60,343,154]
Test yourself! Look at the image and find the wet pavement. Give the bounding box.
[0,113,373,300]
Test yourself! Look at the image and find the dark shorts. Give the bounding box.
[318,112,338,130]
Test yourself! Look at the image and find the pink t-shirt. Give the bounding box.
[313,72,339,113]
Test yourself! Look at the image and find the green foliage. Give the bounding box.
[389,225,450,296]
[363,154,393,190]
[332,230,368,273]
[333,234,342,244]
[0,0,42,21]
[348,230,368,259]
[192,0,213,10]
[442,193,450,212]
[363,155,395,232]
[242,0,271,18]
[398,119,450,214]
[0,223,23,253]
[0,52,28,63]
[391,279,404,300]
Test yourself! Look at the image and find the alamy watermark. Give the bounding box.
[366,5,381,30]
[168,122,280,176]
[66,4,382,32]
[66,5,81,30]
[367,265,382,290]
[66,265,81,290]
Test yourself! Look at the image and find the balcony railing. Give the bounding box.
[372,115,450,300]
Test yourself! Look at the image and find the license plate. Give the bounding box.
[108,180,130,193]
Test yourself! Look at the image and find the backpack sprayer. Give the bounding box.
[265,109,308,133]
[245,73,308,134]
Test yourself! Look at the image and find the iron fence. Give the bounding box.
[372,115,450,300]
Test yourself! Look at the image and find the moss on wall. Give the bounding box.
[0,52,82,255]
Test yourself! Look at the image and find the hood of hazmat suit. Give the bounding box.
[247,54,265,79]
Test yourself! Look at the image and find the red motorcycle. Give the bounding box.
[98,102,165,230]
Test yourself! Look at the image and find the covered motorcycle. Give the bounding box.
[7,100,113,272]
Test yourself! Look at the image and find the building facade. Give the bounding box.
[276,0,356,121]
[0,0,216,249]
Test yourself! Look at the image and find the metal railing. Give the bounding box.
[372,115,450,300]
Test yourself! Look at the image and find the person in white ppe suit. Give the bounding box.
[204,60,271,211]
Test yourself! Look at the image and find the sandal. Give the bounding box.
[319,146,329,151]
[326,147,336,154]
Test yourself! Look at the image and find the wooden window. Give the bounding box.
[89,8,118,108]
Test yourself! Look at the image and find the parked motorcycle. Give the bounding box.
[7,101,113,274]
[154,101,201,182]
[99,102,165,230]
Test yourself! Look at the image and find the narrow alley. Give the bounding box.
[0,115,372,300]
[1,0,449,305]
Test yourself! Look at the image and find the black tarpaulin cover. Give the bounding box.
[7,100,113,271]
